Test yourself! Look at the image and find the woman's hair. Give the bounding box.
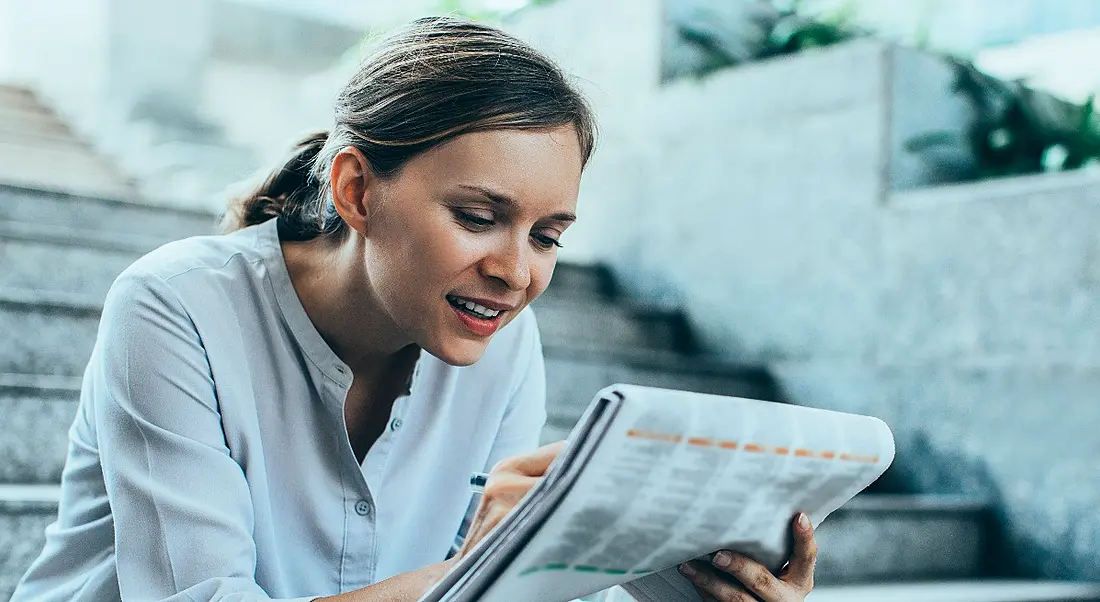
[220,16,597,240]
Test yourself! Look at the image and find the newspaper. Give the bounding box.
[419,384,895,602]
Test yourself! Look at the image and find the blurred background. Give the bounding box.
[1,1,1099,601]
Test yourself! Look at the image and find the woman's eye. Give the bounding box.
[532,233,562,251]
[455,210,494,229]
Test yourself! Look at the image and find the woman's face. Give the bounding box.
[364,126,583,366]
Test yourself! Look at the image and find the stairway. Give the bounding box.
[0,86,135,201]
[2,89,1099,602]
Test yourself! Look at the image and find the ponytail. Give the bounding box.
[219,130,339,240]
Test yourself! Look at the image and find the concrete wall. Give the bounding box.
[642,41,890,352]
[784,171,1100,578]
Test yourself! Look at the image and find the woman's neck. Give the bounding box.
[281,233,421,462]
[280,233,415,374]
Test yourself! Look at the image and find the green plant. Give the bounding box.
[672,0,863,78]
[906,59,1100,179]
[762,13,856,56]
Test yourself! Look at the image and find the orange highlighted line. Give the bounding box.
[627,429,682,443]
[625,429,878,463]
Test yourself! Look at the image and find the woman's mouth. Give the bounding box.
[447,295,505,336]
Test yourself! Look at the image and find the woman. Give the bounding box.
[12,16,817,602]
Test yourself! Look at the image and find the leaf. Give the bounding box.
[904,131,961,153]
[768,17,851,53]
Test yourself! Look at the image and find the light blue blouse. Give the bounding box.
[11,218,548,602]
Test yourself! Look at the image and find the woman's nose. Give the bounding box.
[480,237,532,291]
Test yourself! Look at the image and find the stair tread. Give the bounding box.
[0,181,219,220]
[0,219,170,253]
[535,294,684,320]
[0,483,60,513]
[0,372,82,393]
[544,342,769,378]
[0,286,103,311]
[807,580,1100,602]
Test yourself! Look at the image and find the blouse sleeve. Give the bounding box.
[92,270,313,602]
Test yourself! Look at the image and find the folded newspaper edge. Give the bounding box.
[419,384,896,602]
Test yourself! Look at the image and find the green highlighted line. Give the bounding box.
[518,564,645,576]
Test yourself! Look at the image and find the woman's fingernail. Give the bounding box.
[799,513,811,529]
[713,551,732,568]
[679,563,697,577]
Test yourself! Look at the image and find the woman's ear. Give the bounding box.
[329,146,378,236]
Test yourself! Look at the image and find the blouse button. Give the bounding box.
[354,500,371,517]
[390,418,403,432]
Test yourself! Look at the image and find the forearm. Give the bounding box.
[315,558,456,602]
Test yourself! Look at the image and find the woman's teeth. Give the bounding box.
[448,296,501,319]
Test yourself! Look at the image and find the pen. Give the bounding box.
[469,472,489,494]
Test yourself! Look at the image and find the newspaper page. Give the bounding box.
[422,396,623,602]
[472,384,895,602]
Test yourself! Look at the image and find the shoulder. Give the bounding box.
[103,224,267,319]
[122,225,263,285]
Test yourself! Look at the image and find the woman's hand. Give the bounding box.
[457,440,566,559]
[678,513,817,602]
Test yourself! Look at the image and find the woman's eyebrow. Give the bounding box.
[457,184,576,222]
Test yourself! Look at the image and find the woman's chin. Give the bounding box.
[427,339,490,367]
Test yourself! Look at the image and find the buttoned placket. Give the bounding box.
[360,366,418,488]
[362,351,422,476]
[332,352,423,589]
[328,362,379,589]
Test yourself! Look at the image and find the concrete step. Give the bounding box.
[0,221,161,297]
[533,296,696,355]
[0,85,48,112]
[0,108,75,143]
[0,86,137,200]
[0,141,135,199]
[0,484,59,602]
[542,262,614,301]
[0,184,218,240]
[0,374,81,483]
[0,289,101,376]
[0,105,54,123]
[813,495,989,584]
[807,581,1100,602]
[540,351,779,443]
